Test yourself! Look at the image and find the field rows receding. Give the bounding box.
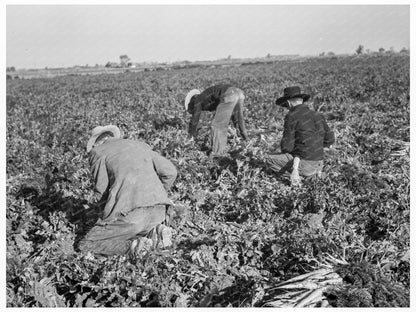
[6,54,410,307]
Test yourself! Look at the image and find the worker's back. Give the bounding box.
[90,138,176,220]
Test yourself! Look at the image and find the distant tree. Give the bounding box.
[319,52,325,57]
[227,55,232,60]
[400,47,409,53]
[120,55,130,67]
[105,61,112,68]
[266,53,272,58]
[378,47,385,53]
[6,66,16,72]
[389,46,395,53]
[356,45,364,54]
[327,51,335,56]
[365,49,371,54]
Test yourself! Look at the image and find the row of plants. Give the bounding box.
[6,53,410,307]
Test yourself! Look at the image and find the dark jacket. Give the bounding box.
[281,104,335,161]
[89,138,177,220]
[187,84,232,137]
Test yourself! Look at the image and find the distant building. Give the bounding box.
[105,62,122,68]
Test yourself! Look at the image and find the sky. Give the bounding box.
[5,3,412,69]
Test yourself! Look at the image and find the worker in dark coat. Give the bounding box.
[185,84,248,156]
[267,86,335,181]
[78,125,178,258]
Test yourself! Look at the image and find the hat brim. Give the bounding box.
[184,89,201,111]
[276,94,310,107]
[87,125,121,153]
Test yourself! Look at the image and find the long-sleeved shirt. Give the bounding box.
[89,138,177,220]
[281,104,335,161]
[187,84,232,137]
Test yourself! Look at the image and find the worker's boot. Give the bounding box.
[129,237,153,259]
[159,224,173,249]
[153,224,173,250]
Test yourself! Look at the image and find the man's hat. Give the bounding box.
[275,86,310,107]
[184,89,201,110]
[86,125,121,153]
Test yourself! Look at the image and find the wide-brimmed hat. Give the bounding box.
[275,86,310,107]
[184,89,201,110]
[86,125,121,153]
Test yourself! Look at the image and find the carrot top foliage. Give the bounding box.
[6,54,409,307]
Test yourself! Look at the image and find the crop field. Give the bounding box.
[6,54,410,307]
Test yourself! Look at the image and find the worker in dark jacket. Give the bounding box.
[267,86,335,179]
[78,125,178,258]
[184,84,248,156]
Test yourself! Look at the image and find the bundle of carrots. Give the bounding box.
[261,255,347,308]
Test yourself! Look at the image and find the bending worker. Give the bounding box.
[184,84,248,157]
[267,86,335,182]
[78,125,177,258]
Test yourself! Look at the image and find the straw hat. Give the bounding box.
[184,89,201,110]
[86,125,121,152]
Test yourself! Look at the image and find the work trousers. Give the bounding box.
[266,153,323,177]
[211,87,247,156]
[78,205,166,256]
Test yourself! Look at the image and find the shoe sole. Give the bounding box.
[159,226,173,249]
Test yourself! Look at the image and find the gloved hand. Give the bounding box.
[227,126,237,137]
[290,157,301,186]
[290,169,301,186]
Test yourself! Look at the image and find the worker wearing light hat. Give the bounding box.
[184,84,248,157]
[79,125,178,258]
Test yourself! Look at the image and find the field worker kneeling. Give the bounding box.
[78,125,178,258]
[185,84,248,157]
[267,86,335,183]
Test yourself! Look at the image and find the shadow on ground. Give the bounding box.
[14,175,101,250]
